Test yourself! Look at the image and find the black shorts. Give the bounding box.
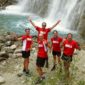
[21,51,30,58]
[36,57,47,67]
[52,51,61,57]
[61,54,72,62]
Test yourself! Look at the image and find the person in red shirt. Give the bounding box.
[28,17,61,41]
[16,29,32,76]
[61,33,80,78]
[35,34,50,84]
[51,31,63,71]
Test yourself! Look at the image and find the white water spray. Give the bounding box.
[0,0,82,33]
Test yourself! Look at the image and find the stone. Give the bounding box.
[0,43,3,51]
[1,47,14,53]
[1,61,6,66]
[0,51,9,61]
[5,34,12,41]
[8,53,13,58]
[0,36,6,43]
[10,44,17,50]
[0,51,6,56]
[14,48,22,53]
[0,76,5,84]
[0,0,17,7]
[5,41,12,46]
[13,53,22,58]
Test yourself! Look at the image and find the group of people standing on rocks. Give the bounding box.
[16,17,80,84]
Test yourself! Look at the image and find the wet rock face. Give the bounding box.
[0,0,17,7]
[0,32,17,62]
[0,51,9,62]
[78,8,85,40]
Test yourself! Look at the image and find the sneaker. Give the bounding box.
[35,77,45,84]
[25,70,31,76]
[25,70,29,74]
[17,71,26,77]
[17,69,30,77]
[23,69,26,72]
[51,65,56,71]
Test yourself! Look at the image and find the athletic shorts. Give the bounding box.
[52,51,61,57]
[36,57,47,67]
[61,54,72,62]
[21,51,30,58]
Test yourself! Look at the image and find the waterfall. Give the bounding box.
[46,0,79,32]
[0,0,49,16]
[0,0,84,33]
[0,0,29,14]
[48,0,78,21]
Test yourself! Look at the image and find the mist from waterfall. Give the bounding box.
[0,0,83,33]
[0,0,49,16]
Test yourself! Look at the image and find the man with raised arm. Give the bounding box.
[28,17,61,41]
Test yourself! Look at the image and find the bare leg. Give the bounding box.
[64,61,70,78]
[57,56,61,64]
[51,55,57,71]
[36,66,44,77]
[53,55,57,65]
[57,56,62,72]
[35,66,45,84]
[24,57,29,72]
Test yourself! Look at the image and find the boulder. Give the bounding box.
[5,41,12,46]
[5,35,12,41]
[14,48,22,53]
[10,44,17,50]
[0,36,6,43]
[0,76,5,84]
[1,47,14,53]
[0,43,3,51]
[0,0,17,8]
[13,53,22,58]
[5,32,18,41]
[0,51,9,62]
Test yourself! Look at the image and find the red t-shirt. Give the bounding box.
[35,26,51,41]
[37,40,48,58]
[22,35,32,51]
[51,37,63,52]
[63,39,79,56]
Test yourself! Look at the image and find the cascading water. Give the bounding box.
[0,0,84,34]
[0,0,49,16]
[46,0,79,32]
[0,0,29,14]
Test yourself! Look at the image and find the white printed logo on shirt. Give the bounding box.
[65,44,72,48]
[40,31,46,35]
[39,44,43,47]
[53,41,59,44]
[27,38,32,41]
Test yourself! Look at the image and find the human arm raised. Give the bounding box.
[50,20,61,30]
[28,16,36,28]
